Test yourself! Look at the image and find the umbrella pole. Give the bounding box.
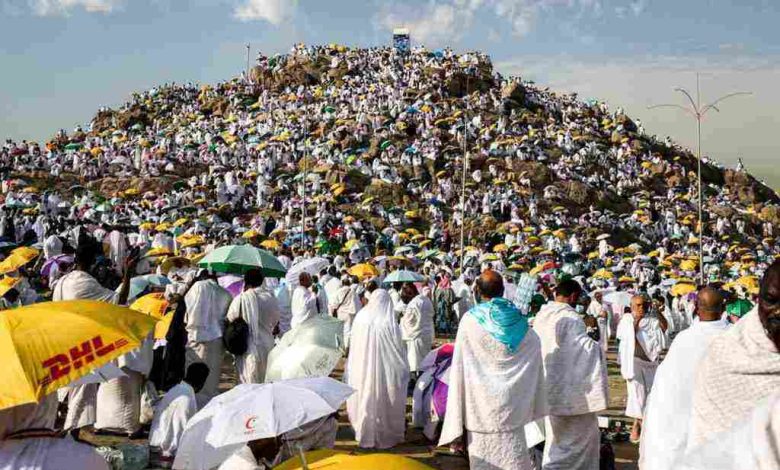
[297,445,309,470]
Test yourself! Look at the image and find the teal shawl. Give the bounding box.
[468,297,529,352]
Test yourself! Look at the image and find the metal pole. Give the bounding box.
[647,78,751,286]
[245,43,251,84]
[459,73,469,270]
[696,74,704,284]
[301,143,308,250]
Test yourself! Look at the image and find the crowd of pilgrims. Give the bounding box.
[0,43,777,469]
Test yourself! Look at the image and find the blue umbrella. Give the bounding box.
[119,274,172,301]
[383,270,424,283]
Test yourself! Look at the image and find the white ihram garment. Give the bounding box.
[53,270,119,430]
[687,309,780,449]
[0,437,109,470]
[440,313,548,470]
[149,382,198,458]
[226,287,280,384]
[533,301,609,470]
[184,279,232,403]
[639,319,729,470]
[346,290,409,449]
[616,314,666,419]
[400,295,435,372]
[290,286,318,329]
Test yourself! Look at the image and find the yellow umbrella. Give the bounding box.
[160,256,191,275]
[130,293,169,319]
[493,244,509,253]
[736,275,760,294]
[0,300,157,410]
[181,236,205,248]
[173,218,189,228]
[344,239,360,250]
[419,240,432,248]
[139,222,155,231]
[276,449,435,470]
[671,282,697,297]
[155,223,172,232]
[680,259,698,271]
[154,313,174,340]
[405,228,421,236]
[0,252,39,275]
[124,188,140,196]
[405,210,419,218]
[146,247,174,258]
[0,276,20,297]
[593,269,614,280]
[260,239,281,250]
[348,263,380,280]
[10,246,40,264]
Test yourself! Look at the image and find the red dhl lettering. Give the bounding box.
[40,335,129,386]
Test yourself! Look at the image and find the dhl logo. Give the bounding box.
[40,335,129,386]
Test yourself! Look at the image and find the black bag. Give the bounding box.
[223,317,249,356]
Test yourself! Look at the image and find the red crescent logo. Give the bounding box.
[245,416,257,431]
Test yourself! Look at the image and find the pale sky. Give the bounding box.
[1,0,778,187]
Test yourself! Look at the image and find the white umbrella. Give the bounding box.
[596,234,610,241]
[284,257,329,288]
[265,316,344,382]
[206,378,353,447]
[603,291,633,309]
[173,379,353,470]
[173,386,249,470]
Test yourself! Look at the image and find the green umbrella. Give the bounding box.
[198,245,287,277]
[64,142,83,151]
[383,270,424,283]
[726,299,753,318]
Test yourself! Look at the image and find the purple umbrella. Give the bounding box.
[218,274,244,297]
[41,255,74,277]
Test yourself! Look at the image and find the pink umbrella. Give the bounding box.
[218,274,244,297]
[41,254,74,277]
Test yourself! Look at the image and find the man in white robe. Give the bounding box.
[616,294,668,442]
[52,241,135,438]
[452,275,475,321]
[687,262,780,449]
[226,269,280,384]
[149,363,209,467]
[440,270,548,470]
[0,394,108,470]
[640,287,729,470]
[346,290,409,449]
[586,291,610,353]
[184,271,232,406]
[290,272,318,329]
[533,279,609,470]
[331,277,362,349]
[399,283,435,374]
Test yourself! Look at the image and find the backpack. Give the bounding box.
[223,316,249,356]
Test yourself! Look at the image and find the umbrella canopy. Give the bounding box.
[40,254,74,278]
[217,274,244,297]
[120,274,171,301]
[603,291,633,309]
[726,299,753,318]
[0,300,157,410]
[206,378,354,447]
[276,450,436,470]
[198,245,286,277]
[0,247,40,274]
[265,316,344,382]
[383,270,424,284]
[173,378,353,470]
[284,257,329,288]
[130,293,170,319]
[671,282,697,297]
[347,263,379,280]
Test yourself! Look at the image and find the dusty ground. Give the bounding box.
[82,339,638,469]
